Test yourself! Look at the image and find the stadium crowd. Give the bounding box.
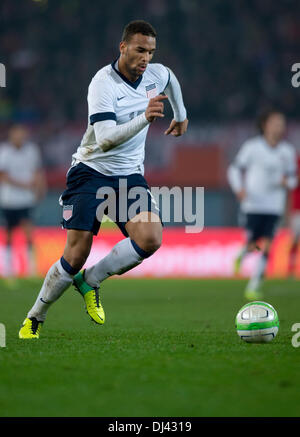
[1,0,299,125]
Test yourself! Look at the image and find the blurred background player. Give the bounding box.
[0,124,47,277]
[227,109,297,300]
[287,155,300,277]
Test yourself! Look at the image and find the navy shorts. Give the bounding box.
[60,162,161,237]
[2,207,33,230]
[244,213,280,242]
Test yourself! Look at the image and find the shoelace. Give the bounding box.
[84,288,102,313]
[92,289,100,308]
[30,318,40,335]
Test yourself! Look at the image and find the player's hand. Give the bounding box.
[164,118,188,137]
[281,175,288,188]
[1,172,34,189]
[236,189,246,201]
[145,95,168,122]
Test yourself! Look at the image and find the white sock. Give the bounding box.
[84,238,144,287]
[247,253,268,291]
[27,259,74,321]
[4,244,13,277]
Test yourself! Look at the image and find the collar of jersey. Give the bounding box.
[262,135,280,150]
[111,58,143,89]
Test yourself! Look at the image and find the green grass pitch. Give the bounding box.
[1,277,300,417]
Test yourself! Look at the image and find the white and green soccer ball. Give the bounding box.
[235,301,279,343]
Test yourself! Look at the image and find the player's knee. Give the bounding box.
[139,232,162,254]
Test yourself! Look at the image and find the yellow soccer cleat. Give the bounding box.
[244,288,263,301]
[73,270,105,325]
[19,317,43,339]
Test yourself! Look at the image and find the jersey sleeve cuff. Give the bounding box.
[90,112,116,125]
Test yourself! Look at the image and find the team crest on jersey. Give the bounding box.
[145,83,157,98]
[63,205,73,221]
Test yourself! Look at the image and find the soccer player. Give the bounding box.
[0,124,46,277]
[287,155,300,277]
[19,20,188,338]
[228,109,297,300]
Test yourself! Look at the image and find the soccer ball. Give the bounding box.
[235,301,279,343]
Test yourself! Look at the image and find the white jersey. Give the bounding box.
[228,135,297,215]
[0,141,42,209]
[72,59,170,176]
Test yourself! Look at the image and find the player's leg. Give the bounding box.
[20,213,36,276]
[82,211,162,288]
[4,224,13,277]
[288,235,299,277]
[245,237,271,300]
[27,229,92,320]
[19,162,111,337]
[234,241,257,275]
[244,214,279,300]
[288,212,300,277]
[73,211,161,326]
[2,209,16,278]
[234,213,259,275]
[19,229,92,338]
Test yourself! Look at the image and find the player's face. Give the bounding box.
[9,125,29,148]
[120,33,156,79]
[263,113,286,143]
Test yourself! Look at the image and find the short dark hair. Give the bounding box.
[122,20,156,42]
[256,107,284,134]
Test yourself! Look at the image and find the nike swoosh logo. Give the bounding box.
[117,96,125,101]
[40,298,50,305]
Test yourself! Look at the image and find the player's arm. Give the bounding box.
[32,169,47,200]
[0,171,33,189]
[93,95,167,153]
[281,147,298,190]
[163,68,188,137]
[227,143,251,201]
[89,76,167,152]
[30,145,47,200]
